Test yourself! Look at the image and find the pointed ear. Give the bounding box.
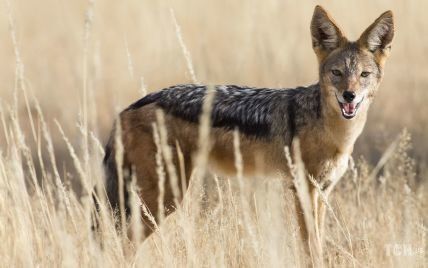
[359,11,394,54]
[311,6,346,60]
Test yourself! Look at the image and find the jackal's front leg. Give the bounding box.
[312,155,349,252]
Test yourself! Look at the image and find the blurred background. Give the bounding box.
[0,0,426,180]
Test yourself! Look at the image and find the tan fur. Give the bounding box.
[118,104,289,221]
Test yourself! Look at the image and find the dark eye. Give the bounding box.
[361,71,371,77]
[331,69,342,77]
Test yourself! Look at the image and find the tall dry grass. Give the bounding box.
[0,0,426,267]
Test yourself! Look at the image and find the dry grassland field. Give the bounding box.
[0,0,426,267]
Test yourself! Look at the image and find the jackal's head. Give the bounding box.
[311,6,394,120]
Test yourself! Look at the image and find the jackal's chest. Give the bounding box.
[297,132,351,184]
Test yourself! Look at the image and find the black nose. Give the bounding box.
[343,91,356,103]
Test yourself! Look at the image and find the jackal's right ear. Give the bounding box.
[311,6,346,61]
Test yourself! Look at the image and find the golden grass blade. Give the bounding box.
[113,117,127,235]
[193,85,215,178]
[156,109,181,207]
[152,122,166,224]
[290,139,321,266]
[368,134,401,181]
[170,8,198,84]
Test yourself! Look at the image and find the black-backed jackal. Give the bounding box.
[102,5,394,254]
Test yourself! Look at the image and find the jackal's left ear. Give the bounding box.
[311,6,346,60]
[359,11,394,55]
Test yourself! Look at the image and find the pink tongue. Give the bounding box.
[343,103,355,114]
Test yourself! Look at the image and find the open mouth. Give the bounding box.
[336,95,364,120]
